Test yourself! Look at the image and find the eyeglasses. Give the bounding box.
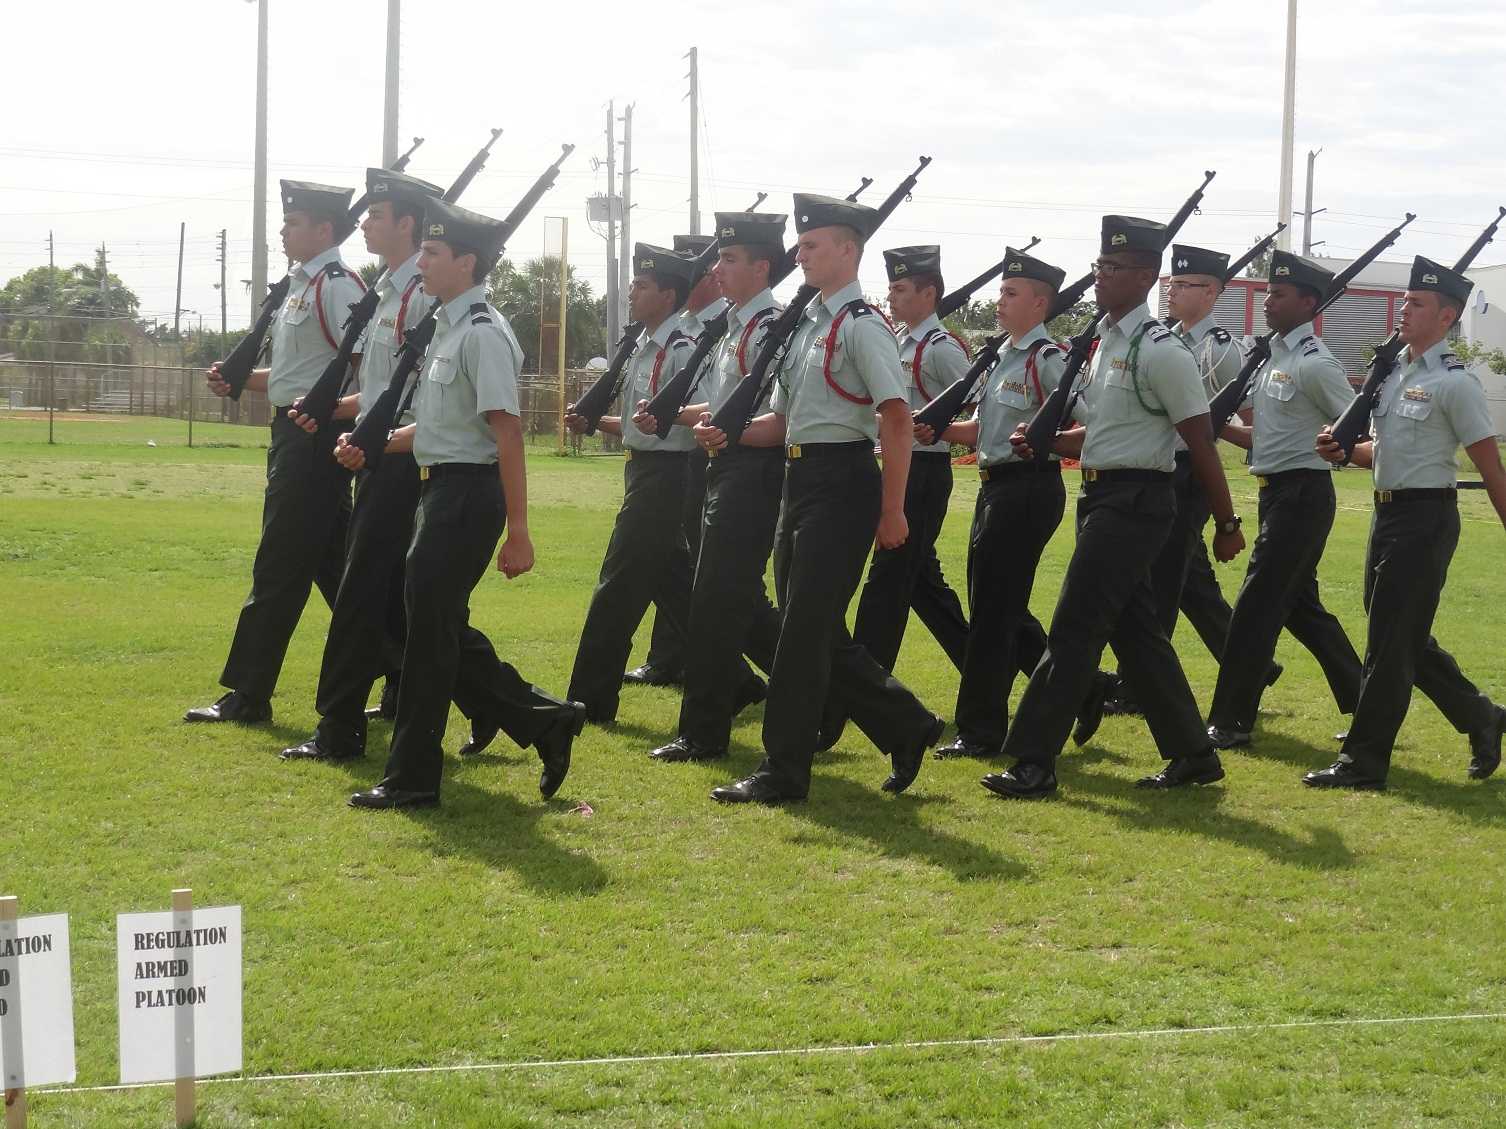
[1165,281,1213,292]
[1092,260,1137,277]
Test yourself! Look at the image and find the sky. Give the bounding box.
[4,0,1506,334]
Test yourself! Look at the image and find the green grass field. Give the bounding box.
[4,415,1505,1127]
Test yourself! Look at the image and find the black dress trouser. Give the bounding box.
[1208,470,1362,731]
[1145,452,1234,657]
[1003,478,1210,769]
[644,448,709,673]
[380,469,568,795]
[1338,497,1493,778]
[220,410,352,701]
[952,464,1065,750]
[758,445,937,797]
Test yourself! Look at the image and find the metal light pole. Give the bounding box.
[382,0,400,166]
[1276,0,1297,250]
[249,0,269,321]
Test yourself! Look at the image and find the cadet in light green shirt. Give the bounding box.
[708,286,780,415]
[411,283,523,467]
[1245,321,1354,475]
[621,316,697,453]
[976,323,1064,466]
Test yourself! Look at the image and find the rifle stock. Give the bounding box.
[709,161,931,444]
[1329,208,1497,457]
[347,304,439,468]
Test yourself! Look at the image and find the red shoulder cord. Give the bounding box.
[308,264,367,352]
[735,308,776,375]
[912,328,974,400]
[394,273,424,348]
[822,304,874,405]
[648,333,685,394]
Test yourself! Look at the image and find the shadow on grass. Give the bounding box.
[1057,746,1355,871]
[785,773,1031,883]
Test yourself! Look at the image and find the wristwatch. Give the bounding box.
[1216,515,1242,535]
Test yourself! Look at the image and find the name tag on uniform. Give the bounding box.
[1403,386,1431,402]
[285,297,311,313]
[377,316,396,329]
[1269,369,1292,384]
[900,359,914,373]
[1109,357,1127,371]
[1001,379,1028,396]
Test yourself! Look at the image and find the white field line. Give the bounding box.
[39,1010,1506,1097]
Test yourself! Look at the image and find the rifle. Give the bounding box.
[1209,212,1417,436]
[569,189,778,433]
[1021,170,1219,457]
[296,128,506,431]
[344,143,576,468]
[641,178,876,440]
[216,136,425,400]
[1327,206,1503,459]
[709,158,933,445]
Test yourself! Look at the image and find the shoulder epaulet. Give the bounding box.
[1443,352,1465,371]
[666,329,692,349]
[324,262,349,279]
[468,301,492,326]
[1302,342,1321,357]
[1146,320,1173,343]
[1210,326,1232,345]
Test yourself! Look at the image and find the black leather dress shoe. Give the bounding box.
[348,784,438,810]
[934,736,1000,760]
[883,715,945,794]
[364,678,400,721]
[980,761,1057,799]
[537,702,586,799]
[280,737,361,762]
[1073,671,1116,747]
[1102,676,1142,718]
[458,720,499,758]
[1334,730,1349,743]
[650,736,727,763]
[711,774,799,804]
[184,691,272,725]
[1467,705,1506,780]
[622,663,681,687]
[1207,725,1251,750]
[1137,751,1225,789]
[1302,761,1386,791]
[731,676,768,717]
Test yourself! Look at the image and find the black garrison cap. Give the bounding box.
[713,211,787,250]
[1269,249,1334,294]
[793,193,879,238]
[673,234,716,256]
[366,168,443,206]
[883,245,941,282]
[1169,244,1229,279]
[1408,255,1474,305]
[280,180,353,219]
[1101,215,1168,256]
[421,198,509,259]
[1003,246,1067,290]
[633,243,697,284]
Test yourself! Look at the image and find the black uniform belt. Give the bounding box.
[418,462,494,481]
[272,404,294,417]
[785,440,871,460]
[909,450,953,463]
[706,443,780,460]
[1174,449,1193,466]
[1080,468,1172,485]
[623,447,689,462]
[979,461,1062,482]
[1255,468,1331,488]
[1374,487,1456,504]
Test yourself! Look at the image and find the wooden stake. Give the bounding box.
[171,889,194,1128]
[1,895,25,1129]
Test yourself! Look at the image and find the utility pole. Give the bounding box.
[619,103,634,332]
[686,47,700,235]
[1300,148,1326,255]
[382,0,400,166]
[48,229,55,275]
[604,101,619,347]
[251,0,269,320]
[1276,0,1297,250]
[174,221,186,337]
[98,243,111,316]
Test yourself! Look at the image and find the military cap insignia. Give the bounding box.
[641,257,655,269]
[1175,258,1189,270]
[1111,233,1128,246]
[893,263,908,275]
[721,226,735,238]
[373,182,389,194]
[1007,262,1023,272]
[427,223,445,236]
[1274,265,1291,276]
[800,214,809,223]
[1423,272,1439,284]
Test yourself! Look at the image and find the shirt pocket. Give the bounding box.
[1264,376,1297,403]
[1396,398,1433,422]
[280,293,311,328]
[994,377,1033,411]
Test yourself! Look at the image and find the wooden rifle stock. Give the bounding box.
[1329,207,1500,458]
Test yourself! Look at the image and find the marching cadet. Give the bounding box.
[1205,251,1363,749]
[349,200,584,809]
[700,193,945,803]
[648,211,787,762]
[850,245,970,674]
[564,245,699,723]
[916,248,1111,759]
[278,168,443,763]
[1310,258,1506,789]
[1104,244,1280,716]
[624,233,733,689]
[187,180,365,725]
[981,216,1247,800]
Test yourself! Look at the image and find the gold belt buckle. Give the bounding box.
[1081,467,1099,483]
[706,446,719,459]
[787,444,802,460]
[624,448,633,462]
[978,466,990,482]
[419,466,430,481]
[1375,489,1392,503]
[1256,475,1270,489]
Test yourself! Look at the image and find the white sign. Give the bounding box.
[116,905,242,1084]
[0,912,76,1088]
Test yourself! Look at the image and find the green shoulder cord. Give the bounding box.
[1127,321,1167,417]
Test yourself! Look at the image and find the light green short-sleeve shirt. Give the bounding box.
[898,313,970,453]
[1372,339,1495,490]
[1249,321,1354,475]
[1077,302,1207,472]
[770,280,907,446]
[622,317,697,452]
[412,284,523,467]
[975,324,1065,467]
[709,288,780,417]
[356,252,430,429]
[266,245,366,407]
[1172,313,1244,454]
